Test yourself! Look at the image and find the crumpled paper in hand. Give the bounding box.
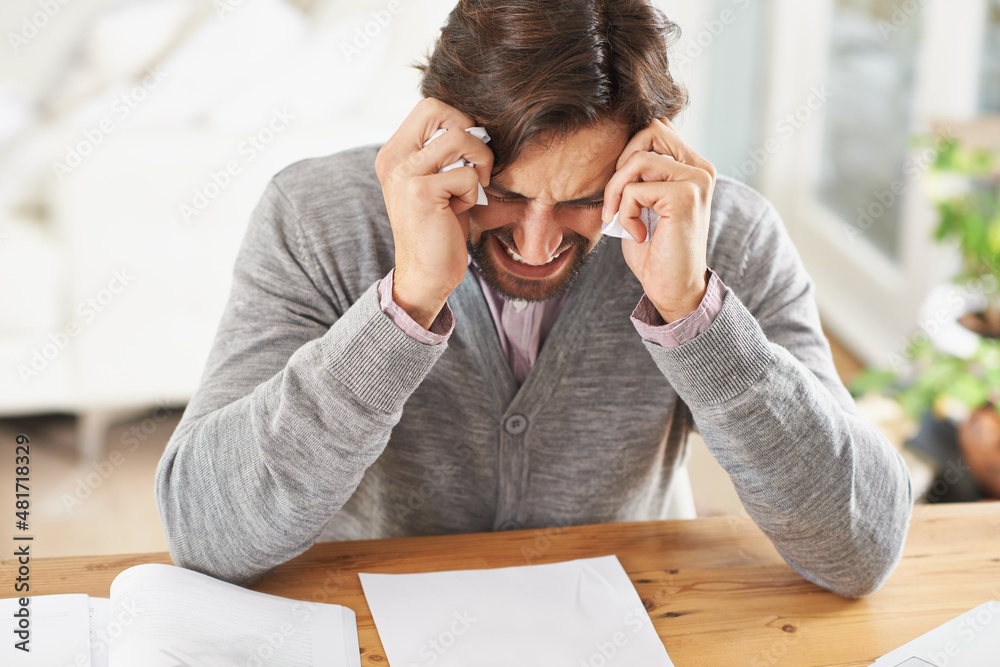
[602,207,659,244]
[424,127,491,205]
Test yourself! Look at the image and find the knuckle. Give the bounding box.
[405,177,430,200]
[656,152,677,170]
[702,160,718,182]
[403,149,425,174]
[461,165,479,186]
[682,182,700,203]
[696,169,716,195]
[625,150,650,171]
[620,184,642,211]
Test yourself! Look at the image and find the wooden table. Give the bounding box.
[10,503,1000,666]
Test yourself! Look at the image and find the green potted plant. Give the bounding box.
[851,338,1000,498]
[930,137,1000,337]
[851,134,1000,499]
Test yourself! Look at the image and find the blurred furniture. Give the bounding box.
[0,0,457,459]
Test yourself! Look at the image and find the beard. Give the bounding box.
[466,223,602,302]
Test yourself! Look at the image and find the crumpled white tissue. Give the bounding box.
[602,207,659,244]
[424,127,491,206]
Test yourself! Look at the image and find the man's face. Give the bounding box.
[468,121,630,301]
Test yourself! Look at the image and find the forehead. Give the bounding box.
[495,121,630,202]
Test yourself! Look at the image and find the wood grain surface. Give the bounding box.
[4,502,999,666]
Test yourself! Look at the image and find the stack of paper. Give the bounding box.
[0,564,359,667]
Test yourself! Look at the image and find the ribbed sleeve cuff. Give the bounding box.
[377,269,455,344]
[631,269,726,347]
[642,289,774,406]
[320,282,448,414]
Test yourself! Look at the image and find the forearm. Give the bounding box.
[155,284,446,584]
[644,293,912,597]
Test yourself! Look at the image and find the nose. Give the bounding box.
[512,203,564,265]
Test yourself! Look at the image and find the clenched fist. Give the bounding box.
[375,98,494,330]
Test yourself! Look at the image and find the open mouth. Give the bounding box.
[492,236,573,278]
[503,243,566,265]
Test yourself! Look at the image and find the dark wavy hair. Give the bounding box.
[417,0,688,175]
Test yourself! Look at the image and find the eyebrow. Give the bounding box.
[485,183,606,206]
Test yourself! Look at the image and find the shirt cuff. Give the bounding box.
[377,269,455,345]
[630,269,727,348]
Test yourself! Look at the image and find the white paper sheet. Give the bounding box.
[601,207,660,243]
[108,563,359,667]
[360,555,674,667]
[0,594,92,666]
[89,598,111,667]
[424,127,492,205]
[868,601,1000,666]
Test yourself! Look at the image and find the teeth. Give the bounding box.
[505,245,564,266]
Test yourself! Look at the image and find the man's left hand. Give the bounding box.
[602,118,716,323]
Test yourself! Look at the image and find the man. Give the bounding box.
[155,0,912,598]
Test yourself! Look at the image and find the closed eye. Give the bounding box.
[487,193,603,210]
[486,193,524,204]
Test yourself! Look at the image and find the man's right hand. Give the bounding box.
[375,98,494,330]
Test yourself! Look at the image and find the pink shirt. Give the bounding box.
[377,263,726,385]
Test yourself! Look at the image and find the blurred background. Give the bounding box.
[0,0,998,558]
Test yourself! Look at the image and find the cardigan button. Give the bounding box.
[504,414,528,435]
